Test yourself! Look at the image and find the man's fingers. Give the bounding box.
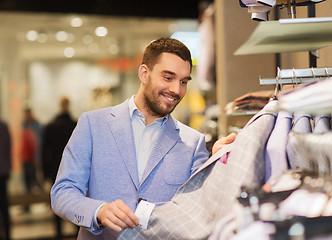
[224,132,236,144]
[116,200,139,226]
[212,132,237,155]
[102,217,123,232]
[115,203,139,228]
[97,200,139,232]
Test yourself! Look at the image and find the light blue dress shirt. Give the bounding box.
[128,96,168,183]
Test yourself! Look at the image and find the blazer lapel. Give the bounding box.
[107,100,140,189]
[140,116,180,185]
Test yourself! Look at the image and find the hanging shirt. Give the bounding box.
[313,114,331,134]
[128,96,168,183]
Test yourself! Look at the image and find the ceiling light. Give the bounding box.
[26,30,38,41]
[95,26,108,37]
[56,31,68,42]
[64,47,75,58]
[70,17,83,27]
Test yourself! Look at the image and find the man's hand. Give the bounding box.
[212,132,237,155]
[97,199,139,232]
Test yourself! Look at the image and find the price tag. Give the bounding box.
[135,200,155,230]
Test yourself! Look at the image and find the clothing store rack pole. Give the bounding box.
[274,6,281,77]
[308,4,317,68]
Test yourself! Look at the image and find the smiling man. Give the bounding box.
[136,48,191,125]
[50,38,232,240]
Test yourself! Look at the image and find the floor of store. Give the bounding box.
[10,202,77,240]
[7,172,78,240]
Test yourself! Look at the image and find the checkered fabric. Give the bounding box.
[118,101,278,240]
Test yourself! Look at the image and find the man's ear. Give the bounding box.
[138,64,149,84]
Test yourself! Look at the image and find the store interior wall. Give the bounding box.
[215,0,275,136]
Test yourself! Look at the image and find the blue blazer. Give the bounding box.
[51,99,209,238]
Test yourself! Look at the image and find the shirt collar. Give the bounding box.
[128,95,138,120]
[128,95,168,125]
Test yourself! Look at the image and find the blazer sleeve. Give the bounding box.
[50,112,105,233]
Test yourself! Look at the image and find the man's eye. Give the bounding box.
[180,80,188,85]
[164,76,172,81]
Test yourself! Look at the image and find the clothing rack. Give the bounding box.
[259,67,332,85]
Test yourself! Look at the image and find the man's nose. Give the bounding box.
[168,81,181,95]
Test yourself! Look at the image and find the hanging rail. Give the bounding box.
[260,67,332,85]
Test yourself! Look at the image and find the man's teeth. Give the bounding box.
[166,96,175,101]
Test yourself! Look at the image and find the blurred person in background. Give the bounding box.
[0,118,12,240]
[42,96,77,239]
[21,108,43,197]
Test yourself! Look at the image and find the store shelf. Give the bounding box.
[234,17,332,55]
[225,111,259,116]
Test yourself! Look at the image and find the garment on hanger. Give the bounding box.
[208,211,240,240]
[265,110,292,182]
[291,112,313,134]
[278,77,332,114]
[313,114,331,134]
[287,132,332,174]
[206,74,332,239]
[212,167,332,240]
[287,112,315,170]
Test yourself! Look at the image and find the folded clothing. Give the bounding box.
[224,90,274,114]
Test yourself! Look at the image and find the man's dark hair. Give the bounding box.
[142,37,192,72]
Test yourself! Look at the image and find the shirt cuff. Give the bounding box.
[92,203,106,231]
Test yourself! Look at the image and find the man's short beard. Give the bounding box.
[143,91,176,117]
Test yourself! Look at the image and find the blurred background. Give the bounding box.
[1,0,332,239]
